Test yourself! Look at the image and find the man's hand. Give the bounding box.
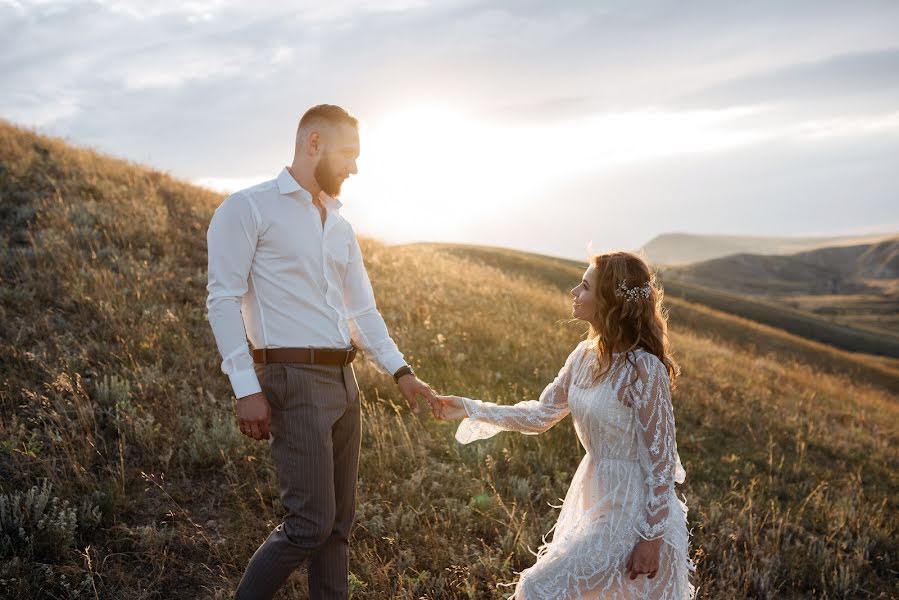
[433,395,468,421]
[397,375,437,414]
[626,537,662,580]
[236,392,271,440]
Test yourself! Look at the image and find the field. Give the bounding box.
[659,279,899,360]
[772,292,899,339]
[1,121,897,599]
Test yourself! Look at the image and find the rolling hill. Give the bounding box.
[1,120,896,599]
[663,238,899,341]
[415,243,899,385]
[666,237,899,295]
[641,231,895,266]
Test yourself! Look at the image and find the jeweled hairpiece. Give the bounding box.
[615,281,652,302]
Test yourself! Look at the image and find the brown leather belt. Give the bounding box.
[252,346,357,365]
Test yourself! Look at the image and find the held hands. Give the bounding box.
[397,374,439,415]
[236,391,271,440]
[395,378,468,422]
[432,395,468,421]
[626,537,662,580]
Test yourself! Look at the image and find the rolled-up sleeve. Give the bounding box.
[206,192,262,398]
[342,233,406,377]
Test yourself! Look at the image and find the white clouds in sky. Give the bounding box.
[2,0,898,253]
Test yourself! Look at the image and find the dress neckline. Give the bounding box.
[583,341,644,357]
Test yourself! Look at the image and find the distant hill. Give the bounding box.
[661,238,899,339]
[665,237,899,295]
[642,232,895,266]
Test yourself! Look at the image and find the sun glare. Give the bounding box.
[343,105,533,243]
[340,104,763,243]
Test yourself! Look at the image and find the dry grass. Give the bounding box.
[1,121,897,599]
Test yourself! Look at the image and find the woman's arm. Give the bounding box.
[630,352,684,541]
[440,343,584,443]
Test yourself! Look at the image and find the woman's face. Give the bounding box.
[570,264,599,324]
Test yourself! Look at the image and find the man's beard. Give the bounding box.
[314,153,344,197]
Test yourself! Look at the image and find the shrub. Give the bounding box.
[1,480,77,562]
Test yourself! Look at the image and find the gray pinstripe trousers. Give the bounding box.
[235,362,361,600]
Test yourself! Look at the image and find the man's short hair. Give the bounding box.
[298,104,359,132]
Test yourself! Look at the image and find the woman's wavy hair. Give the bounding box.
[586,251,679,392]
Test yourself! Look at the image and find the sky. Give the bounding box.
[2,0,898,260]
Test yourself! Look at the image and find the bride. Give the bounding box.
[434,251,696,599]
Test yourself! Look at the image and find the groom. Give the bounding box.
[206,104,437,599]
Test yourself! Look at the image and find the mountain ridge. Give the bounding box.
[642,231,896,266]
[666,237,899,294]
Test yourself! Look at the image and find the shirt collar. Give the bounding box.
[276,167,343,210]
[276,167,307,199]
[320,191,343,210]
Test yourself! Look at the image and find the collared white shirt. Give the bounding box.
[206,167,406,398]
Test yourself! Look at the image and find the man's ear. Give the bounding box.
[308,131,321,156]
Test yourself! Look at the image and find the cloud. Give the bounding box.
[792,111,899,140]
[10,0,435,22]
[675,47,899,112]
[521,131,899,258]
[91,0,229,21]
[117,49,253,90]
[2,0,897,254]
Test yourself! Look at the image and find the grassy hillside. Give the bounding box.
[2,121,897,599]
[420,243,899,386]
[641,232,895,266]
[433,243,899,362]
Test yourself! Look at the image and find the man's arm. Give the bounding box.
[342,234,436,413]
[206,192,270,438]
[207,192,261,397]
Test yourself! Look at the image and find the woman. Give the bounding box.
[435,252,696,599]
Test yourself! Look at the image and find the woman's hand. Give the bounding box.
[626,537,662,580]
[433,395,469,421]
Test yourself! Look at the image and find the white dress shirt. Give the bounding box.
[206,167,406,398]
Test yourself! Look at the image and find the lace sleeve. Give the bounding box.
[630,352,686,541]
[454,343,582,444]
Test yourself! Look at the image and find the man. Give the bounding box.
[206,104,437,599]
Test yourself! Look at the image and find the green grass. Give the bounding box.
[2,120,897,599]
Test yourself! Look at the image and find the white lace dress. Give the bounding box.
[455,341,696,600]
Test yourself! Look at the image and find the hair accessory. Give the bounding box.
[615,280,652,302]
